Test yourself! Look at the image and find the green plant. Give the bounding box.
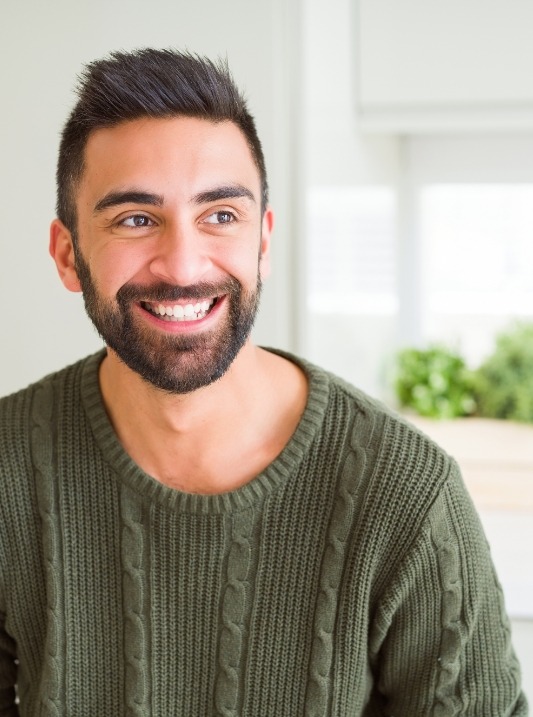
[474,323,533,423]
[394,345,476,419]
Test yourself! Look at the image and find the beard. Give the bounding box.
[74,251,262,394]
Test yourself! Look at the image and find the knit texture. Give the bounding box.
[0,350,527,716]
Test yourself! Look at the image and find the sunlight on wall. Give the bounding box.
[421,184,533,364]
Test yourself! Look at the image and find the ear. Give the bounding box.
[49,219,82,292]
[259,207,274,280]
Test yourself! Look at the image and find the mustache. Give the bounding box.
[116,278,241,304]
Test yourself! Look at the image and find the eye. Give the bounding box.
[119,215,155,228]
[203,211,236,225]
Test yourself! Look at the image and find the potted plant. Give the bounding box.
[474,323,533,424]
[394,345,476,419]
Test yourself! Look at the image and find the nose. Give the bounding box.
[148,222,211,286]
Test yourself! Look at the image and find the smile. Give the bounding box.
[140,298,218,322]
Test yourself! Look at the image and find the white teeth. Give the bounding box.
[142,299,216,322]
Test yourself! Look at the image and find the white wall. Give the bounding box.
[364,1,533,104]
[301,0,402,397]
[358,0,533,132]
[0,0,301,396]
[303,0,400,188]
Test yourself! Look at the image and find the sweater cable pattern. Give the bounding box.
[215,508,254,716]
[305,418,362,716]
[430,495,464,717]
[120,487,150,716]
[32,381,62,717]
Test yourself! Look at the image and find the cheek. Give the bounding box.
[91,248,148,293]
[216,239,262,274]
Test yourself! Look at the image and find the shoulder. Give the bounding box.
[274,348,458,524]
[278,348,454,471]
[0,351,99,413]
[0,351,104,471]
[273,352,476,602]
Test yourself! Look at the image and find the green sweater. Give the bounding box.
[0,350,527,716]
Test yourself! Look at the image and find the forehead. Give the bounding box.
[79,116,261,203]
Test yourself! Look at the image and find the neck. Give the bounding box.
[99,339,262,436]
[97,341,308,494]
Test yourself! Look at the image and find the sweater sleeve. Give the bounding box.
[0,613,18,716]
[368,461,528,716]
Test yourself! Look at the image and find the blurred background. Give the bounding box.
[1,0,531,699]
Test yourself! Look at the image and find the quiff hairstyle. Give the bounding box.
[56,48,268,235]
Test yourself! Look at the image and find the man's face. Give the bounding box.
[54,117,272,393]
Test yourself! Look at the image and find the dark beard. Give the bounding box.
[74,251,262,394]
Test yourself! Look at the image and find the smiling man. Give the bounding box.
[57,118,270,400]
[0,49,528,716]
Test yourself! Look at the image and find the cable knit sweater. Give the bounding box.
[0,350,527,716]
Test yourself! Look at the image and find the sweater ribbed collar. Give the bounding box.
[80,348,330,514]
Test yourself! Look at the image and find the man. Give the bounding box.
[0,48,527,716]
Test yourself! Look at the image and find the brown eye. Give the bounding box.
[121,215,154,228]
[204,211,235,225]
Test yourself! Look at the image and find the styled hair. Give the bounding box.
[56,48,268,234]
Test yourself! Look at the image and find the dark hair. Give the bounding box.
[56,48,268,234]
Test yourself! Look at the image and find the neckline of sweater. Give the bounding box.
[80,348,331,515]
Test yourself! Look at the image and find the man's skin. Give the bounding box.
[49,116,308,495]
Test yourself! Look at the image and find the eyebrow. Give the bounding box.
[93,184,256,215]
[191,184,256,205]
[93,190,163,214]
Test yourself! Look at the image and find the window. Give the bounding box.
[420,184,533,364]
[306,186,397,396]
